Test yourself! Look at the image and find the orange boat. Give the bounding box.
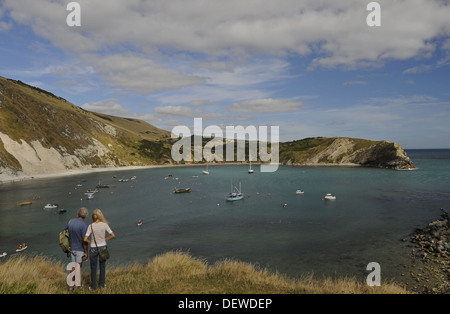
[17,201,32,206]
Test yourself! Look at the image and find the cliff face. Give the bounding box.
[280,137,415,170]
[0,77,172,180]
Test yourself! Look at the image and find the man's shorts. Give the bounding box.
[71,250,84,263]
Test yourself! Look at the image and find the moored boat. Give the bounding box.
[324,193,336,200]
[226,181,244,201]
[248,159,254,174]
[202,163,210,175]
[44,203,59,209]
[17,201,32,206]
[173,188,191,193]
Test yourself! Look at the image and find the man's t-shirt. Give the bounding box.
[67,218,88,253]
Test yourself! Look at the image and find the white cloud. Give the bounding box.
[89,54,204,94]
[189,100,221,107]
[149,58,290,107]
[229,99,304,114]
[154,105,197,118]
[82,99,130,116]
[343,80,368,86]
[0,20,12,32]
[4,0,450,71]
[192,61,235,72]
[403,65,432,74]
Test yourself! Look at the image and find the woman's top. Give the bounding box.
[85,222,113,247]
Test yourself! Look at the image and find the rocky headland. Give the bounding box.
[280,137,415,170]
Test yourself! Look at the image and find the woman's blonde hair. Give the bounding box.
[92,208,107,223]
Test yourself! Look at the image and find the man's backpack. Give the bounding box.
[59,220,72,257]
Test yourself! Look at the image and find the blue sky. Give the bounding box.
[1,0,450,148]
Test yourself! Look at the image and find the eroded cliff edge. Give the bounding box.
[280,137,415,170]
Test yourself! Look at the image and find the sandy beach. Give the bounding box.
[0,164,182,185]
[0,161,265,185]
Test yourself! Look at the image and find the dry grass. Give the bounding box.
[0,254,66,293]
[0,251,410,294]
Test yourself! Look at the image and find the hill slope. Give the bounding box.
[0,77,172,180]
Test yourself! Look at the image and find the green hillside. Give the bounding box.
[0,76,173,176]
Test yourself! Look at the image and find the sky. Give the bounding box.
[0,0,450,148]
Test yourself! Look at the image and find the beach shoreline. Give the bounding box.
[0,164,178,185]
[0,161,415,186]
[0,162,253,185]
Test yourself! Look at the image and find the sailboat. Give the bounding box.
[202,163,210,175]
[226,181,244,201]
[96,180,110,188]
[248,158,254,174]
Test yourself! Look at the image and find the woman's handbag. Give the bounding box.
[91,224,110,262]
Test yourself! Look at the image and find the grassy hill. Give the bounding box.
[0,251,409,294]
[0,76,173,178]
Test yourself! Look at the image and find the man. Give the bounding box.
[64,207,89,290]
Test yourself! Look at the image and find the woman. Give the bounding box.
[84,209,115,290]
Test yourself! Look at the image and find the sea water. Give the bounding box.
[1,149,449,282]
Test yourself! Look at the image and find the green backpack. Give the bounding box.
[59,220,72,257]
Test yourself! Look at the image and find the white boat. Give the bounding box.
[16,245,27,252]
[296,189,304,195]
[202,163,210,175]
[324,193,336,200]
[86,193,94,200]
[44,204,59,209]
[248,158,254,174]
[226,181,244,201]
[0,252,7,258]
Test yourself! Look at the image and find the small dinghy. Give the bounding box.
[16,244,28,252]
